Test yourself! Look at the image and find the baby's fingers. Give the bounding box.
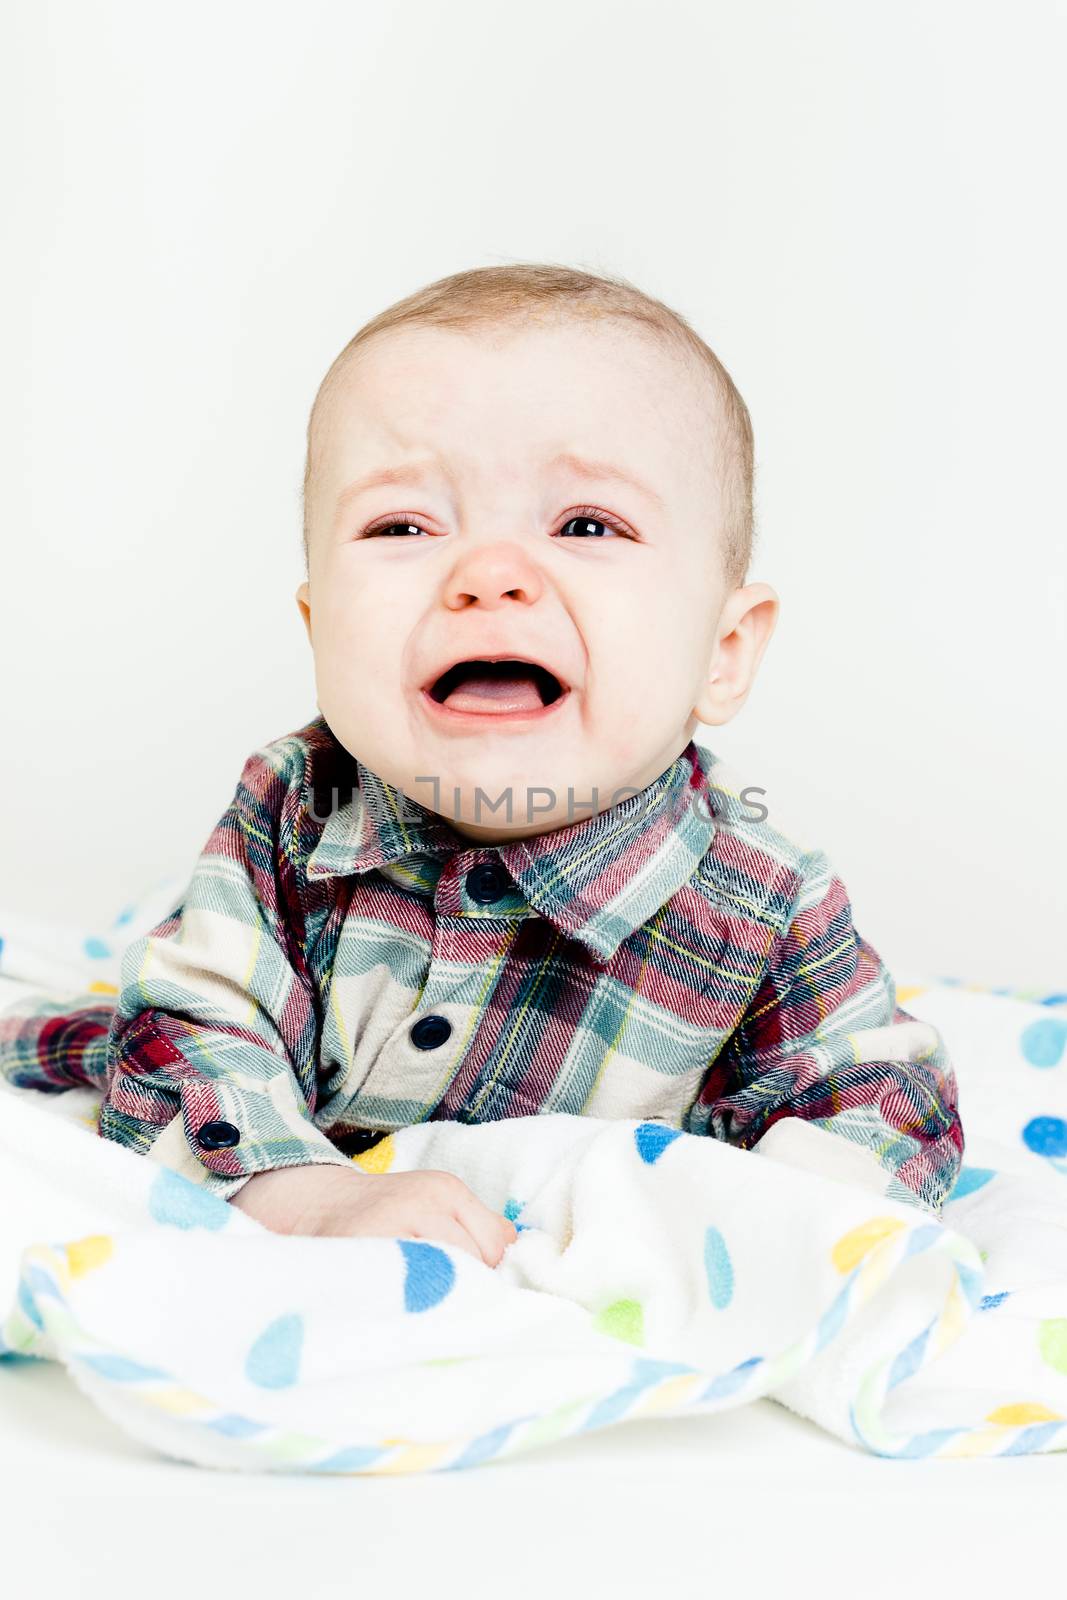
[452,1193,518,1268]
[406,1211,484,1263]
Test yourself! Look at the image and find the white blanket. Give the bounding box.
[2,886,1067,1473]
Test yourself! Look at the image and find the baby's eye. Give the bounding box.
[557,508,633,539]
[361,520,429,538]
[359,507,636,540]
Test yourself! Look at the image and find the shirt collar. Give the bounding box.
[304,717,717,965]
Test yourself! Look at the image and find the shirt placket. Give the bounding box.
[347,848,526,1118]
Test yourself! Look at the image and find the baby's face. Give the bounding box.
[297,317,773,842]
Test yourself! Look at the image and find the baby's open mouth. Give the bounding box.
[425,658,567,716]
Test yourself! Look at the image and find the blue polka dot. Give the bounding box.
[634,1122,683,1165]
[1023,1116,1067,1158]
[83,936,112,960]
[955,1259,984,1308]
[447,1423,518,1471]
[1020,1018,1067,1068]
[979,1291,1010,1312]
[630,1356,694,1384]
[399,1240,455,1312]
[703,1225,734,1309]
[207,1414,268,1439]
[23,1266,61,1306]
[16,1279,43,1330]
[313,1445,387,1472]
[245,1313,303,1389]
[148,1168,231,1230]
[946,1165,997,1200]
[81,1353,169,1381]
[502,1197,530,1233]
[700,1355,764,1402]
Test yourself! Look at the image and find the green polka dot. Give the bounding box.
[522,1399,589,1447]
[594,1298,645,1345]
[1038,1317,1067,1374]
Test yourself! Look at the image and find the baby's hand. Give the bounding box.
[229,1164,518,1267]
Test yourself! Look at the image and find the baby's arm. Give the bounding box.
[100,741,512,1263]
[696,848,964,1216]
[101,744,356,1194]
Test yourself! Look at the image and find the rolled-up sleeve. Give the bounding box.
[699,851,965,1216]
[99,748,353,1199]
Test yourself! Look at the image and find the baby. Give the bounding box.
[0,263,964,1264]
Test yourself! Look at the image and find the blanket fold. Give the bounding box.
[2,889,1067,1472]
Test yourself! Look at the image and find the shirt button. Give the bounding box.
[196,1119,241,1151]
[336,1126,387,1156]
[465,861,509,904]
[410,1014,452,1050]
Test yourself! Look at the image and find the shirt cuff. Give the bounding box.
[751,1116,932,1213]
[145,1077,359,1200]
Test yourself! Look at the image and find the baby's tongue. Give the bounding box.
[443,664,545,714]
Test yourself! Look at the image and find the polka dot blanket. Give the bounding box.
[1,880,1066,1472]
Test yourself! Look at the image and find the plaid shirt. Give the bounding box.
[0,714,964,1212]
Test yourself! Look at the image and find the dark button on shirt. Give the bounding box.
[465,861,510,904]
[410,1014,452,1050]
[333,1126,387,1156]
[196,1119,241,1151]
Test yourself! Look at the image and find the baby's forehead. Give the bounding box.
[346,314,705,391]
[325,318,722,467]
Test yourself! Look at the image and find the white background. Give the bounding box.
[2,0,1064,989]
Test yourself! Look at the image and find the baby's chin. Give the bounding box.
[401,750,611,836]
[330,696,657,832]
[376,727,646,833]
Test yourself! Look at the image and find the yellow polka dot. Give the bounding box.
[153,1388,207,1416]
[352,1134,396,1174]
[65,1235,114,1278]
[88,981,119,995]
[376,1441,454,1473]
[634,1374,703,1414]
[895,985,927,1004]
[831,1217,906,1274]
[987,1401,1064,1425]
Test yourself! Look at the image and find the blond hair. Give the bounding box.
[301,261,755,588]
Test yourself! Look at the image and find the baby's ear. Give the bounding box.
[295,581,313,645]
[693,668,733,726]
[693,583,779,725]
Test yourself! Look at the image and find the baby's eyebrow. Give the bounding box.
[548,450,665,510]
[337,458,444,510]
[333,450,665,518]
